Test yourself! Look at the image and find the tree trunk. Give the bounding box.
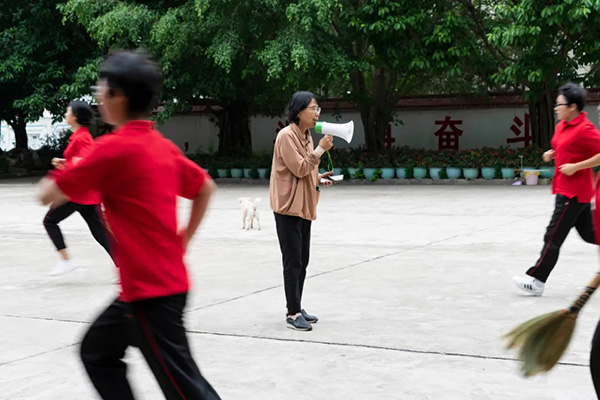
[359,104,390,152]
[9,117,28,150]
[217,100,252,156]
[528,88,555,149]
[350,68,394,152]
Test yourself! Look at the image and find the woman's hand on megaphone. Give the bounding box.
[318,135,333,152]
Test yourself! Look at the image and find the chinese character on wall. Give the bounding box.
[434,116,463,151]
[507,114,531,147]
[274,120,290,144]
[384,124,395,149]
[276,120,289,134]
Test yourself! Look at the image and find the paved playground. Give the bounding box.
[2,178,600,399]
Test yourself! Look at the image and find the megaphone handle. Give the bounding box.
[326,151,334,172]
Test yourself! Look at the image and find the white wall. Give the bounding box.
[158,106,600,154]
[1,111,70,151]
[5,105,600,153]
[158,105,598,153]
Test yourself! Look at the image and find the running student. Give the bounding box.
[558,104,600,398]
[43,100,111,276]
[40,50,220,400]
[513,83,600,296]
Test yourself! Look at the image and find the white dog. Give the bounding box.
[238,197,261,230]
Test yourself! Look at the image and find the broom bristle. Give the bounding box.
[504,309,577,377]
[536,316,576,371]
[504,310,563,349]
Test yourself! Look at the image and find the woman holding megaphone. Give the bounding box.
[270,91,333,331]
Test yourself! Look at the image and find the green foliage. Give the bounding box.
[208,166,219,179]
[249,167,260,179]
[479,0,600,90]
[266,0,481,151]
[5,0,600,155]
[0,0,102,148]
[520,146,545,168]
[64,0,299,154]
[0,156,10,173]
[353,162,365,179]
[341,167,351,180]
[370,168,382,182]
[39,129,73,157]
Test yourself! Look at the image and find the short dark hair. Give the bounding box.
[287,91,316,125]
[99,50,164,114]
[68,100,94,126]
[558,82,586,111]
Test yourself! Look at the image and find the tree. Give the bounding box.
[0,1,100,150]
[263,0,478,151]
[458,0,600,148]
[64,0,297,156]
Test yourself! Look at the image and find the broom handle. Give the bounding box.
[568,272,600,313]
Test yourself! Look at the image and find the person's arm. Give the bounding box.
[40,177,69,207]
[40,140,111,205]
[51,158,66,170]
[318,170,334,186]
[175,151,215,252]
[542,149,555,162]
[560,154,600,176]
[279,134,332,178]
[561,126,600,176]
[180,178,216,253]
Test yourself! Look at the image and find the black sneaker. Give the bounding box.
[286,314,312,331]
[301,309,318,323]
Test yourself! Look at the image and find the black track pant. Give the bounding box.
[43,201,111,255]
[80,294,221,400]
[526,195,595,283]
[274,212,312,315]
[590,318,600,398]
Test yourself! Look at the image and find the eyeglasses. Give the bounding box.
[307,106,321,113]
[90,85,106,104]
[555,103,569,108]
[90,85,104,97]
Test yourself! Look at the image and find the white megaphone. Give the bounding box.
[314,121,353,143]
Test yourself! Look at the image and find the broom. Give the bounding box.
[504,273,600,377]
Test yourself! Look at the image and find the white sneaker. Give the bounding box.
[48,260,78,276]
[513,275,545,296]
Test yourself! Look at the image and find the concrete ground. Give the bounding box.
[1,178,600,399]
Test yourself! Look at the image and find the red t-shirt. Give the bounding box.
[595,189,600,245]
[551,112,600,203]
[58,127,101,205]
[55,121,210,302]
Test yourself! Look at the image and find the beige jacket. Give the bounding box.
[270,123,322,221]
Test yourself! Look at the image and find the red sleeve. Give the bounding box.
[579,124,600,159]
[56,139,114,199]
[177,153,209,199]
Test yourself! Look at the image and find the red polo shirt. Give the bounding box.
[59,127,100,205]
[55,121,210,302]
[551,112,600,203]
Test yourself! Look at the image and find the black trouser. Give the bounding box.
[590,319,600,398]
[80,293,221,400]
[274,212,312,315]
[526,195,595,282]
[43,201,111,255]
